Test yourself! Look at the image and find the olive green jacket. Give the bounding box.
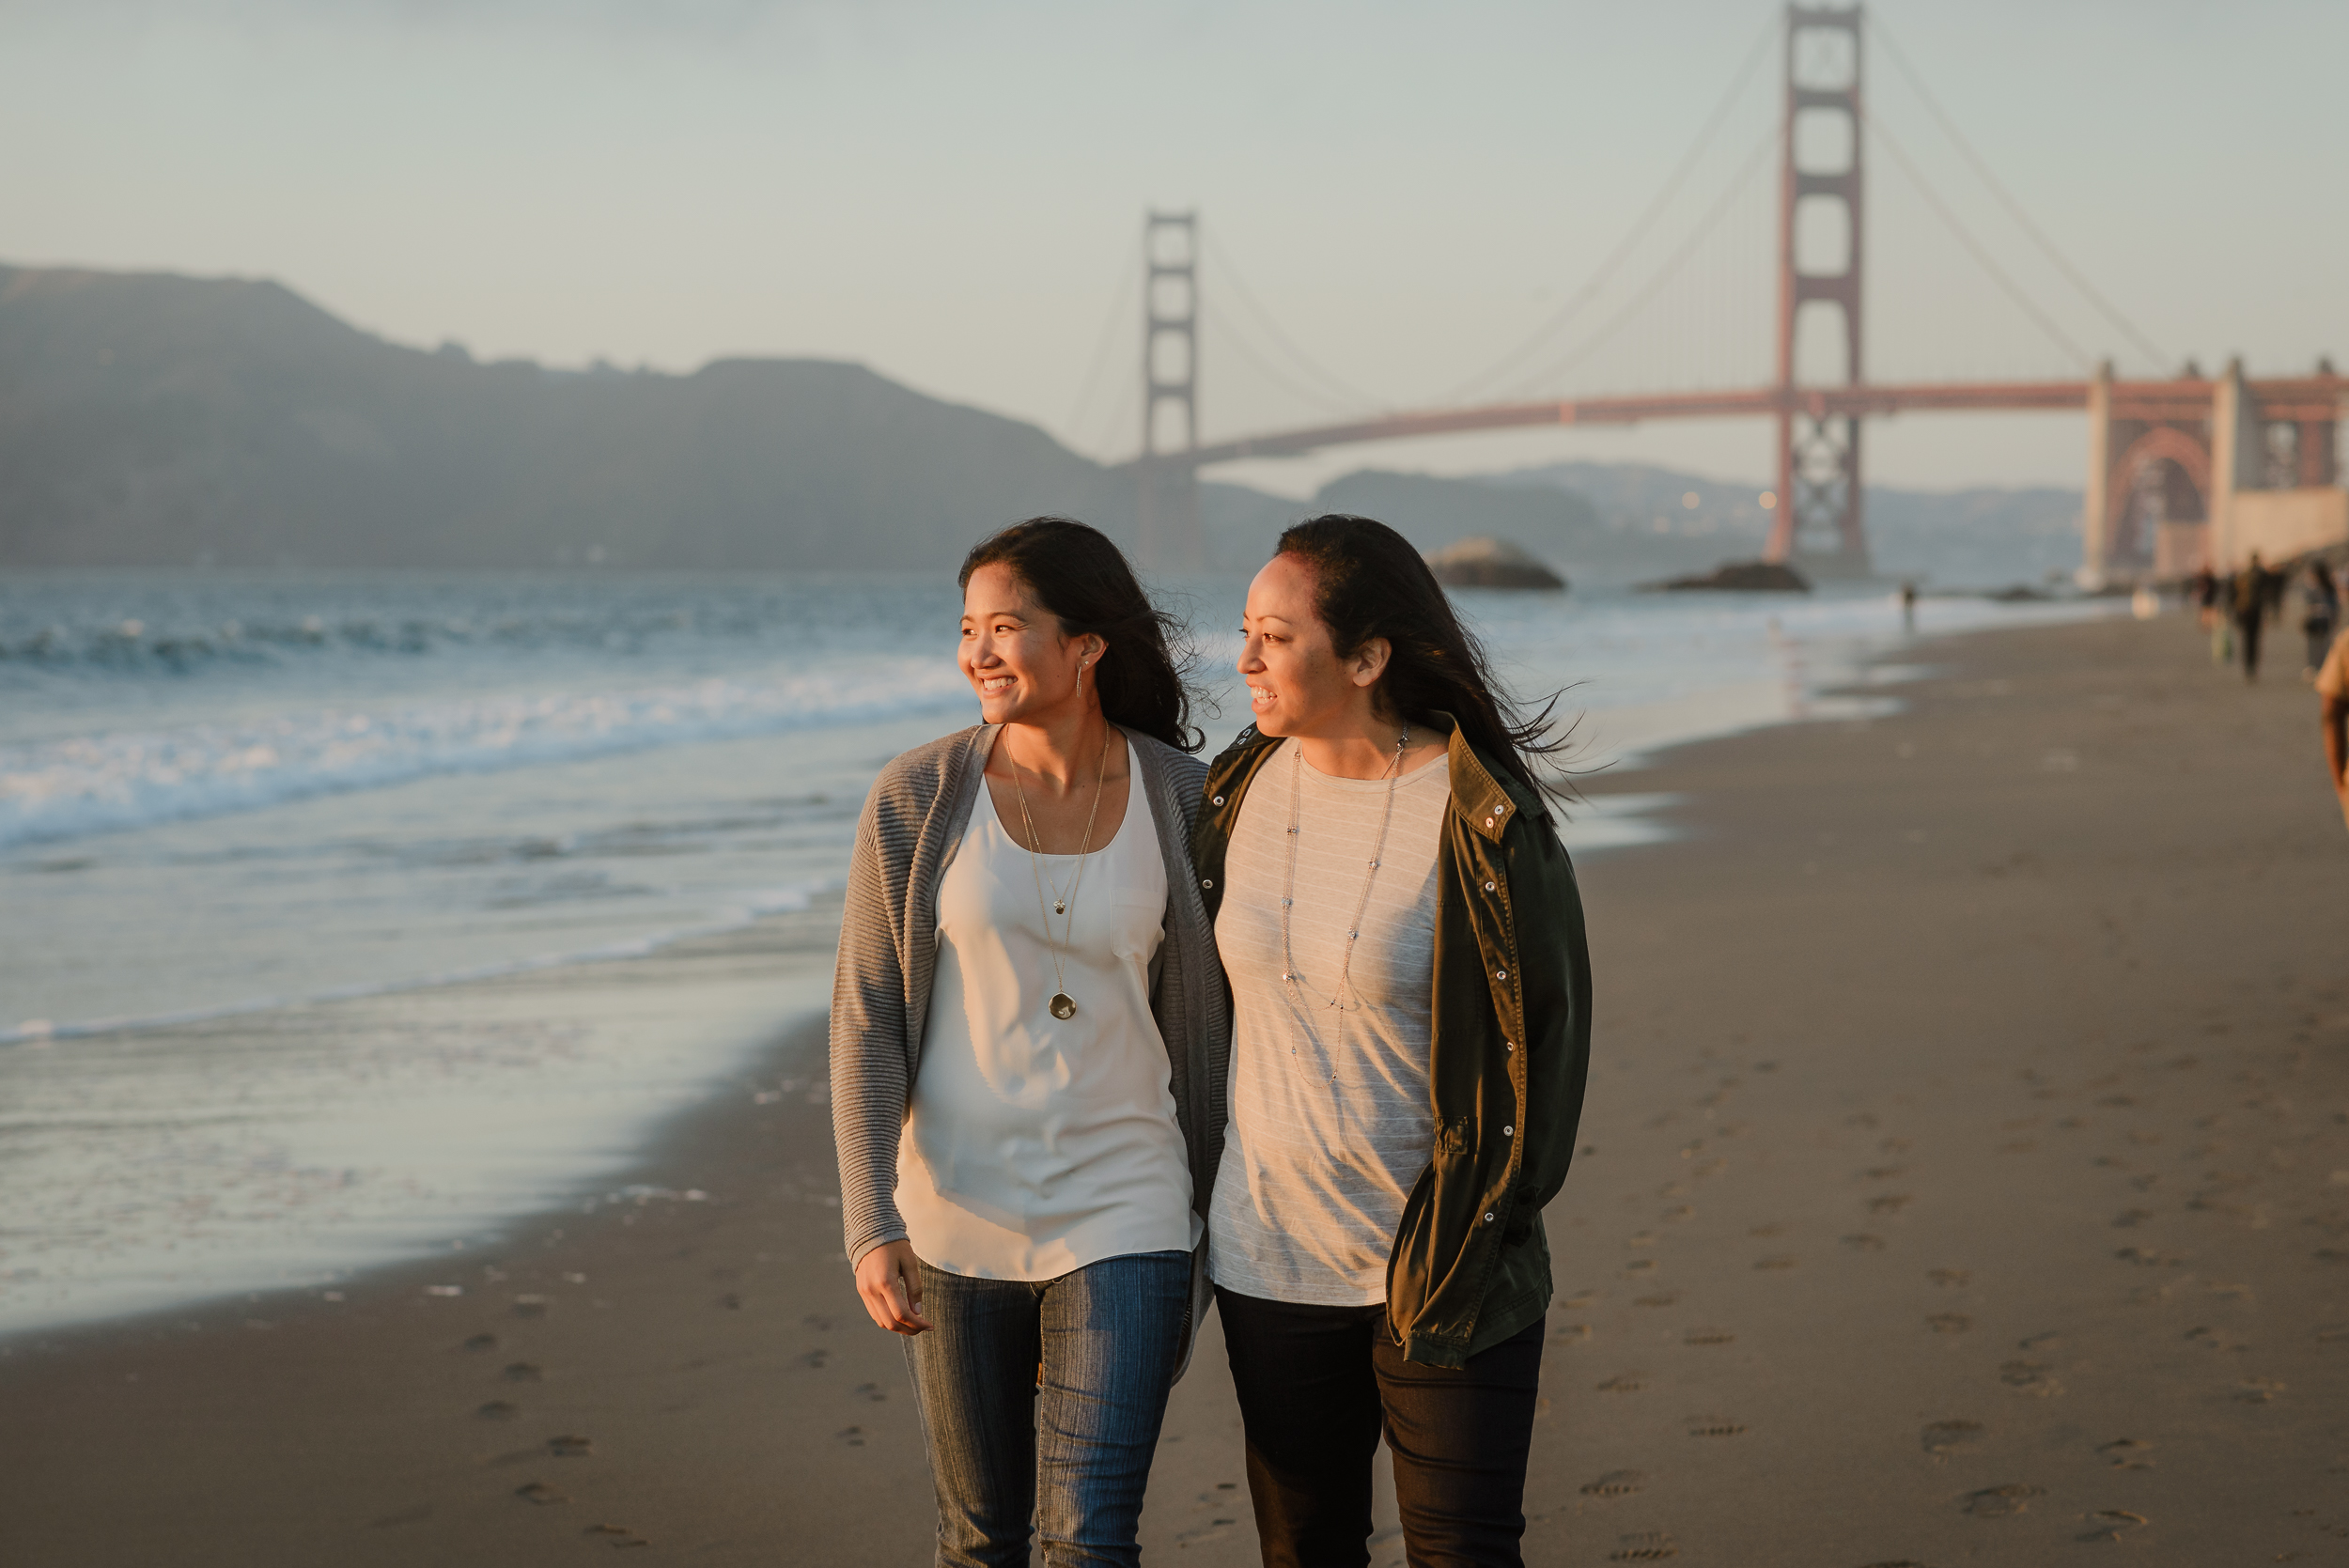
[1191,716,1593,1368]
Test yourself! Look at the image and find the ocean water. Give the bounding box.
[0,570,2110,1334]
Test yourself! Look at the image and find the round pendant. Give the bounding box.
[1049,992,1077,1020]
[1053,901,1066,915]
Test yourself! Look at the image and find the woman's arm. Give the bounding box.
[829,789,917,1282]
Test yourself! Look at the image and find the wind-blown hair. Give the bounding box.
[1275,513,1575,812]
[958,517,1204,753]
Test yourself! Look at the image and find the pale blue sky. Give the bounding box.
[5,0,2341,494]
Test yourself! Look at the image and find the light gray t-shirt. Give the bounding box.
[1206,739,1450,1305]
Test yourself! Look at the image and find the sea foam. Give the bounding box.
[0,663,972,849]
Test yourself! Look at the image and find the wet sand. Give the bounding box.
[5,612,2346,1565]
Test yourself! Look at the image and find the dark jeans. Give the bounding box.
[904,1251,1190,1568]
[2238,611,2263,679]
[1215,1287,1545,1568]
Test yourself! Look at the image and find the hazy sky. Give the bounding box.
[7,0,2343,496]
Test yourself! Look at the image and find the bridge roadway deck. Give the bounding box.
[1170,376,2348,468]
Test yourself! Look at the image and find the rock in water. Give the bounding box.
[1647,559,1812,593]
[1423,537,1567,591]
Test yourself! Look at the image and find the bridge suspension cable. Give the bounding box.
[1065,253,1141,459]
[1200,227,1386,413]
[1495,120,1781,400]
[1859,101,2092,371]
[1435,8,1780,406]
[1200,297,1367,421]
[1867,11,2170,374]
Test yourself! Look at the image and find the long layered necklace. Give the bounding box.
[1008,728,1112,1022]
[1279,730,1408,1017]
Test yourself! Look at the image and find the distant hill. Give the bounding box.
[1492,458,2085,589]
[0,265,1128,569]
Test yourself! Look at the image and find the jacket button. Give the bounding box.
[1202,877,1213,889]
[1212,795,1224,805]
[1485,881,1495,892]
[1485,816,1494,828]
[1495,969,1506,980]
[1502,1125,1513,1136]
[1485,1212,1496,1223]
[1504,1041,1515,1052]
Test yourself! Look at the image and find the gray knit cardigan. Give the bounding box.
[827,723,1231,1371]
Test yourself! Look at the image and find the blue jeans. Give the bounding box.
[904,1250,1190,1568]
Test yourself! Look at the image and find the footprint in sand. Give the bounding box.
[1926,1313,1972,1335]
[2112,1210,2153,1228]
[1596,1374,1647,1393]
[1753,1256,1798,1271]
[1964,1483,2046,1517]
[504,1362,543,1382]
[548,1436,594,1458]
[1920,1420,1983,1453]
[2235,1377,2285,1403]
[801,1348,832,1368]
[1686,1417,1747,1437]
[586,1524,650,1548]
[836,1426,866,1448]
[1999,1361,2062,1397]
[1608,1531,1678,1560]
[1556,1324,1593,1342]
[1749,1224,1786,1238]
[463,1334,500,1353]
[854,1382,888,1402]
[2114,1247,2186,1267]
[514,1482,568,1506]
[1926,1269,1970,1288]
[2097,1438,2154,1469]
[512,1296,549,1319]
[1842,1234,1887,1252]
[1633,1294,1679,1308]
[1869,1195,1915,1215]
[1683,1328,1735,1346]
[478,1401,521,1421]
[1579,1470,1647,1498]
[2076,1509,2148,1543]
[1863,1166,1906,1180]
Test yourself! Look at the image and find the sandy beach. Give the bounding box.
[6,609,2346,1566]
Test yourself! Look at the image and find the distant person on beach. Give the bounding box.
[2319,620,2349,831]
[1900,581,1918,634]
[2233,553,2276,682]
[2301,560,2339,676]
[1194,515,1592,1568]
[830,519,1225,1566]
[2192,565,2225,663]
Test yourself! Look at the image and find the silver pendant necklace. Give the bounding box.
[1279,729,1408,1017]
[1009,727,1112,1022]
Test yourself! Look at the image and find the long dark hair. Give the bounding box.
[958,517,1203,753]
[1276,514,1575,811]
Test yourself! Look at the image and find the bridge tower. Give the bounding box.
[1766,4,1871,575]
[1138,210,1205,571]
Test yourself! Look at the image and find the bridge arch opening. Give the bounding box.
[2105,426,2210,567]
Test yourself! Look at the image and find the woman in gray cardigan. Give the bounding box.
[829,518,1229,1568]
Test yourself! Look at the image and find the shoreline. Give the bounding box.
[8,608,2344,1565]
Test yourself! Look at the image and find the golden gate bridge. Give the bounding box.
[1096,5,2344,584]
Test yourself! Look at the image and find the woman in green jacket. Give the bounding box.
[1191,514,1592,1568]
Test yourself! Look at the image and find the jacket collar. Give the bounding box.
[1433,713,1522,843]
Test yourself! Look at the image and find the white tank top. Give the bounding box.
[896,768,1200,1280]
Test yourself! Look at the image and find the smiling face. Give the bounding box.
[1237,551,1387,738]
[960,562,1096,726]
